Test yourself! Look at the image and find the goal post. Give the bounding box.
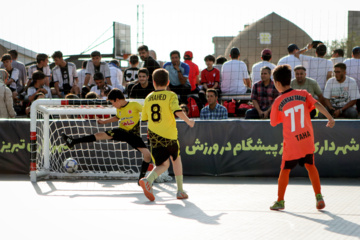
[29,98,147,182]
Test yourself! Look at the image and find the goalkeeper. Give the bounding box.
[61,88,151,183]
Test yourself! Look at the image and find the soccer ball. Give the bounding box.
[63,158,78,173]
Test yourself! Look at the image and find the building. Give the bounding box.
[0,38,37,65]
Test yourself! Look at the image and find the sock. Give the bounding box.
[138,161,150,180]
[73,135,96,145]
[277,169,291,201]
[175,175,184,192]
[146,171,158,185]
[305,164,321,195]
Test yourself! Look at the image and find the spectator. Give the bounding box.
[321,63,360,119]
[25,92,45,116]
[251,49,276,86]
[0,70,16,118]
[200,55,220,105]
[290,66,325,118]
[221,47,251,95]
[85,91,100,99]
[214,55,227,83]
[300,44,333,92]
[1,54,19,100]
[65,93,79,99]
[129,68,154,99]
[200,89,228,120]
[137,45,160,82]
[331,49,346,65]
[90,72,113,100]
[123,54,139,95]
[0,49,27,94]
[344,46,360,111]
[108,59,124,91]
[180,104,189,117]
[27,53,51,90]
[84,51,111,89]
[277,44,308,79]
[183,51,200,94]
[245,66,279,119]
[51,51,79,97]
[77,61,92,98]
[163,50,191,104]
[26,71,52,102]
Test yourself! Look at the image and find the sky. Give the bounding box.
[0,0,359,69]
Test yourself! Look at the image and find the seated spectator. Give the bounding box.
[200,55,220,105]
[78,61,93,98]
[290,66,325,118]
[331,48,346,65]
[251,49,276,86]
[183,51,200,94]
[109,59,124,91]
[84,91,109,119]
[84,51,111,89]
[85,91,99,99]
[321,63,360,119]
[1,53,19,101]
[200,89,228,120]
[129,68,154,99]
[90,72,113,100]
[0,69,16,118]
[26,71,52,102]
[25,92,45,116]
[123,54,139,95]
[65,93,79,99]
[180,104,189,117]
[245,66,279,119]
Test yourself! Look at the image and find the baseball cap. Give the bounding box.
[184,51,193,58]
[261,48,272,56]
[287,44,299,53]
[352,46,360,55]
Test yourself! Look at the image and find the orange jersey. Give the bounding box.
[270,89,317,160]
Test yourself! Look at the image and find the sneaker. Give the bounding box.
[316,194,325,210]
[176,191,188,200]
[61,133,75,149]
[270,200,285,210]
[139,178,155,201]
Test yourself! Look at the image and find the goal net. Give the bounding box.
[29,98,149,182]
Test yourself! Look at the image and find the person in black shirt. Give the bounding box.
[129,68,154,99]
[137,45,160,83]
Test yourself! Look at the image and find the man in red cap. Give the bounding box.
[184,51,200,94]
[251,49,276,86]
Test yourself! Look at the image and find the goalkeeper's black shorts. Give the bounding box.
[105,128,146,150]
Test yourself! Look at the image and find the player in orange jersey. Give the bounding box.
[269,64,335,211]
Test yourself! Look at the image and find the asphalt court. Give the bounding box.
[0,175,359,240]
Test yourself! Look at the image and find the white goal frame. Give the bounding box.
[29,98,146,182]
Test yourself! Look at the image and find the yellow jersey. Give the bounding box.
[116,101,142,137]
[142,90,181,142]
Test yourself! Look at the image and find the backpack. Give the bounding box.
[223,99,236,114]
[187,96,202,118]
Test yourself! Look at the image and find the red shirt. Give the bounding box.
[270,89,317,161]
[184,60,199,91]
[201,68,220,88]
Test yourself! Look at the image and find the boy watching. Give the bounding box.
[61,88,151,183]
[84,51,111,89]
[129,68,154,99]
[123,54,140,95]
[201,55,220,91]
[1,53,20,100]
[139,68,195,201]
[269,64,335,211]
[27,53,51,90]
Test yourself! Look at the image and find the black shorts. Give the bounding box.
[282,154,314,169]
[105,128,146,150]
[151,140,180,166]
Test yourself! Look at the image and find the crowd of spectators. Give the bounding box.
[1,43,360,120]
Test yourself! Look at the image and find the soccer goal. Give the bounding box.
[29,98,147,182]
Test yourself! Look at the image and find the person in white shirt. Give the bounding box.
[108,59,124,92]
[221,47,251,95]
[331,49,346,65]
[1,54,20,100]
[322,63,360,119]
[300,44,333,92]
[251,48,276,86]
[84,51,111,90]
[344,46,360,112]
[277,43,308,79]
[90,72,113,100]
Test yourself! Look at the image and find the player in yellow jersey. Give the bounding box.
[139,69,195,201]
[61,88,151,183]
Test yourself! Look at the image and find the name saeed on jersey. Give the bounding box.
[148,94,167,101]
[278,95,306,111]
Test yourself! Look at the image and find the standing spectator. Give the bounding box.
[0,49,27,94]
[331,49,346,65]
[344,46,360,111]
[123,54,139,95]
[77,61,92,97]
[27,53,51,90]
[108,59,124,91]
[277,44,308,79]
[129,68,154,99]
[90,72,113,100]
[251,49,276,86]
[300,44,333,92]
[290,66,325,118]
[321,63,360,119]
[180,104,189,117]
[0,70,16,118]
[221,47,251,95]
[51,51,79,97]
[137,45,160,82]
[163,50,191,103]
[84,51,111,89]
[214,56,227,83]
[245,66,279,119]
[200,89,228,120]
[183,51,200,94]
[1,54,20,100]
